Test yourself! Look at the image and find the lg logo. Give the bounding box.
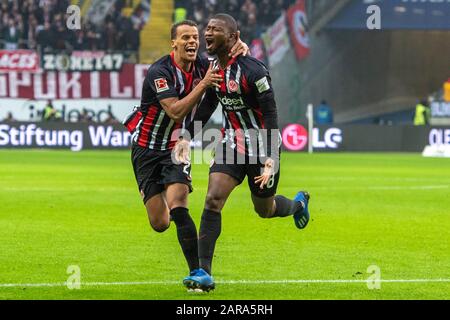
[313,128,342,149]
[282,124,343,151]
[282,124,308,151]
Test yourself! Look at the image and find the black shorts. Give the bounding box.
[131,143,192,204]
[209,142,280,198]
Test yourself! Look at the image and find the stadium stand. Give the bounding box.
[174,0,296,46]
[0,0,296,62]
[0,0,145,60]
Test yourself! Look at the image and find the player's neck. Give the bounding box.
[217,49,232,69]
[172,52,193,72]
[217,41,236,69]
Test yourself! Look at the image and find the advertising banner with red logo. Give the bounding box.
[250,39,266,62]
[0,63,149,100]
[0,50,40,72]
[287,0,310,60]
[261,13,291,67]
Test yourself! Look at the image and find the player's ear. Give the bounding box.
[171,39,176,50]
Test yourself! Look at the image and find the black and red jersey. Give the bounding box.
[194,55,280,157]
[123,52,209,150]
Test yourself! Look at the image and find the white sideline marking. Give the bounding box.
[1,279,450,288]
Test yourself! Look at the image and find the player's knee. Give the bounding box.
[205,193,225,212]
[150,220,170,233]
[254,206,271,218]
[167,191,188,209]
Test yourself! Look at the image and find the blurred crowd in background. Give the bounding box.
[174,0,296,46]
[0,0,143,53]
[0,0,296,54]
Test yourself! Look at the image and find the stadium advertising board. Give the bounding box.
[0,50,40,72]
[282,124,342,151]
[42,52,125,72]
[261,13,291,67]
[287,0,310,60]
[0,122,131,151]
[250,39,266,62]
[281,124,450,152]
[431,101,450,118]
[0,63,148,99]
[0,99,139,123]
[1,122,448,152]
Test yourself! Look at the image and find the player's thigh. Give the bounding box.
[247,163,280,200]
[144,193,170,232]
[165,182,190,209]
[205,172,240,212]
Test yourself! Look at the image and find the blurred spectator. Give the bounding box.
[3,17,22,49]
[104,111,120,124]
[413,99,431,126]
[314,100,334,124]
[79,108,93,123]
[174,6,187,23]
[43,100,62,121]
[130,5,146,30]
[104,20,117,51]
[36,21,53,53]
[3,112,17,122]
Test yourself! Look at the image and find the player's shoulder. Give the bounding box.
[147,55,173,77]
[236,55,269,76]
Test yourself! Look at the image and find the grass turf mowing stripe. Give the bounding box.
[1,279,450,288]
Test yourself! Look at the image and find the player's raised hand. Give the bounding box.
[254,158,275,189]
[201,62,222,89]
[172,137,191,165]
[229,31,250,58]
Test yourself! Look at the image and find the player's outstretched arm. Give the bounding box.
[159,63,222,123]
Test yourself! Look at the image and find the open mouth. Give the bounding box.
[186,47,197,55]
[205,38,214,50]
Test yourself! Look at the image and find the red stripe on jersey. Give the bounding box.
[241,74,250,93]
[227,111,246,154]
[171,51,195,94]
[137,105,159,147]
[124,110,142,133]
[168,122,183,149]
[218,69,227,93]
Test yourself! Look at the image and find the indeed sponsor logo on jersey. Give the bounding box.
[218,96,248,111]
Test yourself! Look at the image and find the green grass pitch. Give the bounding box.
[0,149,449,300]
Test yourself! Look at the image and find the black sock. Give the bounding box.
[198,209,221,275]
[273,195,302,217]
[170,207,199,272]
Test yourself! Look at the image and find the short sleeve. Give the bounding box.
[147,65,179,101]
[242,58,271,93]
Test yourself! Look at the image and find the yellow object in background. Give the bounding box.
[444,79,450,102]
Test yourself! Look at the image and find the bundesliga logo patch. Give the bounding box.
[154,78,169,93]
[255,76,270,93]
